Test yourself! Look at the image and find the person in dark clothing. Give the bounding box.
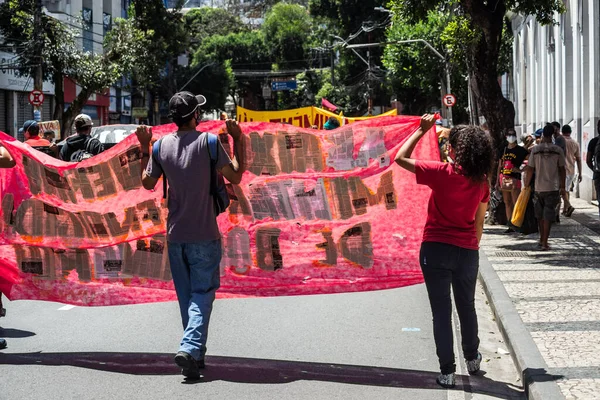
[395,115,493,389]
[59,114,104,161]
[497,128,528,232]
[586,120,600,219]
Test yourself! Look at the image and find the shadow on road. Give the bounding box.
[0,352,523,398]
[0,327,36,338]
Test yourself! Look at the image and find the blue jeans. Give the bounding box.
[168,240,222,361]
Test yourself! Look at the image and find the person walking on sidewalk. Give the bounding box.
[561,124,581,217]
[395,115,493,389]
[135,91,245,380]
[586,120,600,219]
[497,128,528,232]
[524,124,566,250]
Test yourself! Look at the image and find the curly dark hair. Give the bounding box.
[448,125,494,183]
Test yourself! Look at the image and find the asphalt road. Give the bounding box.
[0,284,524,400]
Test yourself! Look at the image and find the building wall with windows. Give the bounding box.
[43,0,122,130]
[511,0,600,201]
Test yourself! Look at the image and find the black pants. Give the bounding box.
[419,242,480,374]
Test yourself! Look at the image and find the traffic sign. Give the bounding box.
[271,80,297,91]
[28,90,44,106]
[443,94,456,107]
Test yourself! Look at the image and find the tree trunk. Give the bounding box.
[52,71,66,137]
[61,86,93,138]
[461,0,515,154]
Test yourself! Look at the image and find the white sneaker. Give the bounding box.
[466,352,482,375]
[436,372,456,388]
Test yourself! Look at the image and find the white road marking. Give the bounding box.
[401,327,421,332]
[57,305,76,311]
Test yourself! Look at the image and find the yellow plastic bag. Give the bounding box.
[511,187,531,227]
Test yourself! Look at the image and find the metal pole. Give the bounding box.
[331,48,335,85]
[33,0,43,122]
[446,65,453,127]
[178,62,215,92]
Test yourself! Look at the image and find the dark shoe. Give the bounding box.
[504,227,515,233]
[565,206,575,217]
[436,372,455,388]
[174,351,201,379]
[0,307,5,317]
[0,338,7,350]
[466,352,482,375]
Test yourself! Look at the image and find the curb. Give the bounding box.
[478,250,565,400]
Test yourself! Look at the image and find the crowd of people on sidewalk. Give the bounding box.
[492,120,600,250]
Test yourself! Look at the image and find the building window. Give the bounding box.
[82,7,93,52]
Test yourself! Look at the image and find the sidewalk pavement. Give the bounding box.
[480,197,600,399]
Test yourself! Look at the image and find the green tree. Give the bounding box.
[130,0,189,121]
[184,7,248,54]
[387,0,564,148]
[192,30,270,110]
[308,0,390,115]
[0,0,151,135]
[262,3,313,68]
[382,11,471,122]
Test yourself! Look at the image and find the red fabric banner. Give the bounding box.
[0,116,437,306]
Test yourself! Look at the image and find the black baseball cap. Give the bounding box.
[168,91,207,120]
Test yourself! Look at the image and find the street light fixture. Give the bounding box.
[373,6,391,13]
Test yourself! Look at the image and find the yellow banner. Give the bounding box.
[236,106,397,129]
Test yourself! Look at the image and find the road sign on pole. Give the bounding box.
[271,80,297,91]
[28,90,45,106]
[443,94,456,107]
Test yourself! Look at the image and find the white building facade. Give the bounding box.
[511,0,600,201]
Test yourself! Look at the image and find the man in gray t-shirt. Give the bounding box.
[525,124,566,251]
[135,91,246,380]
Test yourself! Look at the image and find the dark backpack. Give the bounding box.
[594,138,600,173]
[152,132,230,215]
[70,137,95,162]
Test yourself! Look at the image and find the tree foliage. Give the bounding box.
[0,0,151,135]
[387,0,564,148]
[262,3,312,68]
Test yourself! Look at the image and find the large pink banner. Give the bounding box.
[0,116,436,306]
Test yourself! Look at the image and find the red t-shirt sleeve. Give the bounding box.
[481,182,490,203]
[415,160,447,188]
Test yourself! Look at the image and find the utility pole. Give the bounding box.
[346,40,454,127]
[330,47,335,85]
[33,0,44,121]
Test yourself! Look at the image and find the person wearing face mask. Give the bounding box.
[497,129,529,232]
[134,91,245,380]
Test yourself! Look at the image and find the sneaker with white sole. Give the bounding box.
[436,372,455,388]
[466,352,482,375]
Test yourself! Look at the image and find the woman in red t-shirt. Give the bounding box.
[395,115,493,388]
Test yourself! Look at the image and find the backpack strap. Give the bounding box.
[206,132,219,165]
[151,137,167,199]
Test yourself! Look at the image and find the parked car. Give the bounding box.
[57,124,139,153]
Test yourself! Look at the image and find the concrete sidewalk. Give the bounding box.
[480,197,600,399]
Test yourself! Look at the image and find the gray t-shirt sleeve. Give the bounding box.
[146,142,164,179]
[216,138,232,170]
